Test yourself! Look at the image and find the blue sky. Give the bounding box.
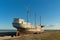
[0,0,60,30]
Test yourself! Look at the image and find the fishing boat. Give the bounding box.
[12,8,44,34]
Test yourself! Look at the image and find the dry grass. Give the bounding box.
[1,30,60,40]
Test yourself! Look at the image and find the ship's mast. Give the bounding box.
[27,7,30,24]
[40,16,41,27]
[35,13,37,28]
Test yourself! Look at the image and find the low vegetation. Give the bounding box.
[3,30,60,40]
[1,30,60,40]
